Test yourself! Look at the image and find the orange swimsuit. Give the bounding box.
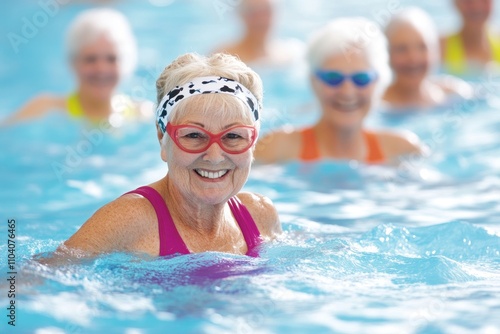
[299,127,385,163]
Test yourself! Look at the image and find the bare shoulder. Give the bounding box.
[134,99,155,120]
[254,127,302,164]
[63,193,156,255]
[29,94,66,111]
[432,75,474,99]
[375,129,424,161]
[2,94,66,126]
[236,191,281,240]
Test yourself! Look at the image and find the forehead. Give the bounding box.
[241,0,273,12]
[78,35,116,55]
[174,94,252,127]
[321,50,371,71]
[387,23,424,43]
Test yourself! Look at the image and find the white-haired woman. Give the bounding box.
[45,53,280,260]
[255,17,423,164]
[2,8,147,127]
[383,7,473,109]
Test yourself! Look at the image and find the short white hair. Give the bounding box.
[66,8,137,77]
[385,7,439,66]
[306,17,392,98]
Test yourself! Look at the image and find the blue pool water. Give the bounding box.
[1,0,500,333]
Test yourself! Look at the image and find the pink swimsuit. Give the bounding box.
[125,186,262,257]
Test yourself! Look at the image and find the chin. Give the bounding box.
[399,75,425,87]
[196,192,233,206]
[90,87,115,100]
[330,112,366,129]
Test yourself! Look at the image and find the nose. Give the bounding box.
[202,142,226,164]
[336,77,357,96]
[407,47,422,64]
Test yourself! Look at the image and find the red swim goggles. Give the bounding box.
[166,123,258,154]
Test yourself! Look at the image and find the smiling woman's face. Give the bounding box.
[163,99,254,206]
[73,35,120,100]
[388,22,432,87]
[312,51,378,130]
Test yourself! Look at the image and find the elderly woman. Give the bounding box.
[255,17,423,164]
[383,7,473,109]
[48,53,280,259]
[2,8,148,127]
[213,0,303,68]
[441,0,500,76]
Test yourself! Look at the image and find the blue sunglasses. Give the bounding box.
[315,70,378,87]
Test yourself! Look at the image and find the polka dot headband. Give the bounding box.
[156,76,260,133]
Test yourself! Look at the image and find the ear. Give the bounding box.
[156,124,169,162]
[160,147,168,163]
[310,73,321,93]
[156,124,164,143]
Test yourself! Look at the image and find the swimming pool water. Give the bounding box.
[1,0,500,333]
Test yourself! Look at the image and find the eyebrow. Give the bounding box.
[186,121,241,129]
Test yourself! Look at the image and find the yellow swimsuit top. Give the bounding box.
[444,32,500,75]
[67,93,137,120]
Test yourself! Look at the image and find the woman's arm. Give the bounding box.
[38,195,152,265]
[1,94,65,127]
[377,130,428,166]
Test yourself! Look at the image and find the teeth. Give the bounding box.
[89,75,115,85]
[196,169,228,179]
[335,101,359,111]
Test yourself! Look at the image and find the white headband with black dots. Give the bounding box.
[156,76,260,133]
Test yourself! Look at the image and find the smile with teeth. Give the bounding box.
[333,100,362,112]
[195,169,229,179]
[87,74,116,86]
[400,65,426,75]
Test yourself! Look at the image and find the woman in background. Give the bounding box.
[383,7,473,110]
[255,18,423,165]
[441,0,500,76]
[2,8,149,127]
[213,0,304,68]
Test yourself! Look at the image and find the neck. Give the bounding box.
[314,119,364,157]
[162,176,229,236]
[385,80,438,107]
[460,24,489,48]
[240,29,269,53]
[77,89,113,119]
[391,79,428,98]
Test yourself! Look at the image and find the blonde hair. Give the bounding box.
[306,17,392,98]
[156,53,263,146]
[66,8,137,77]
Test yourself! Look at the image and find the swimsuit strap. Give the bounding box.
[445,32,500,75]
[488,33,500,63]
[67,93,84,118]
[444,33,466,75]
[363,130,384,164]
[227,196,262,257]
[299,127,320,161]
[68,93,137,120]
[124,186,190,256]
[300,126,384,163]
